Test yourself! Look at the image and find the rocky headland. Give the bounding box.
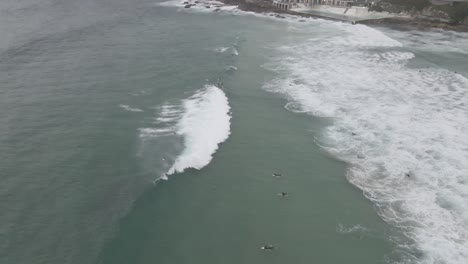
[181,0,468,32]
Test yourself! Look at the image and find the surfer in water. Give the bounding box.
[278,192,289,197]
[261,244,275,250]
[272,173,282,178]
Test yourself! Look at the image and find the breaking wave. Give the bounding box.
[164,85,231,176]
[264,22,468,264]
[138,85,230,180]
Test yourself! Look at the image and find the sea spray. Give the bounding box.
[166,85,231,175]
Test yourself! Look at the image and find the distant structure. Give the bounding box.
[272,0,317,10]
[272,0,374,10]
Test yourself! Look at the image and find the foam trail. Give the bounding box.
[139,128,174,137]
[336,224,369,235]
[225,65,238,71]
[119,104,143,112]
[139,103,182,138]
[214,47,229,53]
[264,22,468,264]
[166,85,231,175]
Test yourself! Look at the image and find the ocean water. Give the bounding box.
[1,1,467,264]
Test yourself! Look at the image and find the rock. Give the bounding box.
[182,1,189,4]
[184,4,191,8]
[206,6,210,8]
[299,19,306,22]
[194,0,199,3]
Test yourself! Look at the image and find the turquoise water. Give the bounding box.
[1,1,468,264]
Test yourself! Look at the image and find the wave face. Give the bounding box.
[265,23,468,264]
[165,85,231,176]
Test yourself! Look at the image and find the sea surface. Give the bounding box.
[1,1,468,264]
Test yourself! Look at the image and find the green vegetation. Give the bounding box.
[386,0,430,12]
[433,2,468,24]
[370,0,430,13]
[371,0,468,24]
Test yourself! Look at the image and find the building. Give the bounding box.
[321,0,353,6]
[273,0,319,10]
[272,0,374,9]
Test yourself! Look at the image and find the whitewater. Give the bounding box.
[154,2,468,262]
[139,85,231,180]
[264,23,468,264]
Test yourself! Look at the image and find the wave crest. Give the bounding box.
[166,85,231,175]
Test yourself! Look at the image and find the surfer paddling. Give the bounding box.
[260,244,275,250]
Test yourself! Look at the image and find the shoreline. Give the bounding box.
[357,16,468,32]
[219,0,468,32]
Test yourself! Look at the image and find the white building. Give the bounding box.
[272,0,374,10]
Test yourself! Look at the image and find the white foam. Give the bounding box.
[214,46,229,53]
[231,47,239,56]
[166,85,231,175]
[119,104,143,112]
[139,127,174,137]
[336,223,369,235]
[139,103,182,138]
[155,116,178,123]
[385,29,468,55]
[225,65,238,71]
[264,22,468,264]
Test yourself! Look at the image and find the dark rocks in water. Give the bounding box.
[206,6,211,8]
[182,1,189,4]
[194,0,199,3]
[184,4,191,8]
[275,14,286,19]
[299,19,306,22]
[357,154,365,159]
[214,8,221,12]
[351,132,357,136]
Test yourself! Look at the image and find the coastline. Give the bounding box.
[220,0,345,21]
[358,16,468,32]
[219,0,468,32]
